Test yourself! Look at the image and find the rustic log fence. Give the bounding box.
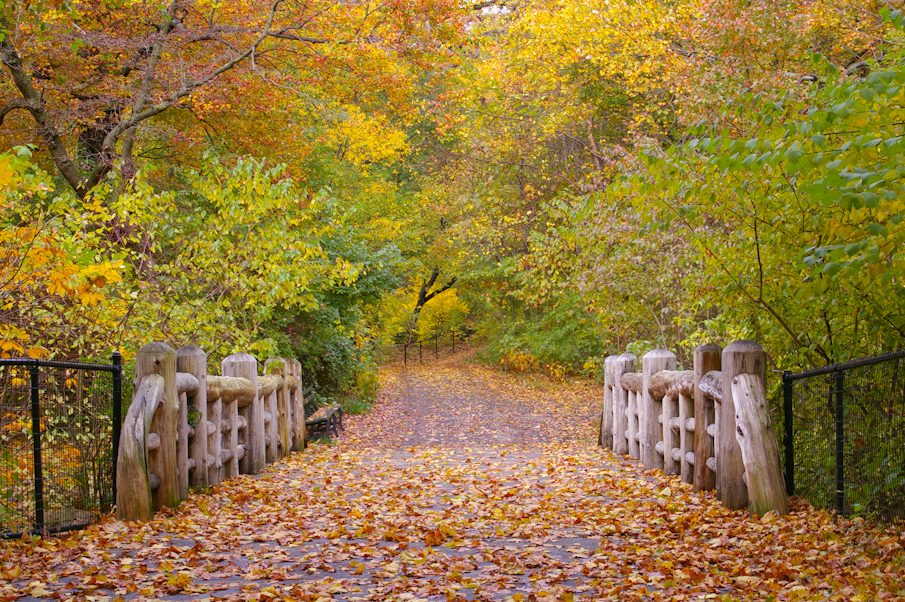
[599,340,788,517]
[116,343,304,521]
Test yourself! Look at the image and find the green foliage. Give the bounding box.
[340,396,374,416]
[477,295,608,378]
[2,150,400,400]
[624,50,905,368]
[427,2,905,376]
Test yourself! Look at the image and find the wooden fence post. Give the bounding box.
[264,358,291,461]
[221,392,240,481]
[135,342,179,510]
[260,372,280,465]
[693,343,721,492]
[206,376,223,487]
[599,356,617,448]
[177,346,208,491]
[662,387,680,477]
[733,372,788,516]
[276,360,291,458]
[612,353,636,456]
[223,353,264,474]
[720,340,766,510]
[624,374,642,460]
[287,358,305,451]
[116,374,165,521]
[678,383,694,484]
[641,349,676,471]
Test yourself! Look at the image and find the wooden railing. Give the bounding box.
[116,343,304,521]
[599,340,788,517]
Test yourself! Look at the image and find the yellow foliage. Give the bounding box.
[376,286,469,343]
[323,104,409,167]
[376,289,420,342]
[0,156,14,189]
[504,350,539,373]
[416,288,468,339]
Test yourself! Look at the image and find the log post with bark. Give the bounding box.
[693,344,721,492]
[265,358,292,460]
[599,356,617,448]
[259,369,283,464]
[177,346,208,491]
[621,370,643,459]
[608,353,636,456]
[641,349,676,471]
[116,343,178,520]
[733,372,788,516]
[720,341,767,511]
[223,353,264,475]
[286,358,305,451]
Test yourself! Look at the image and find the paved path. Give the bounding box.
[2,352,903,601]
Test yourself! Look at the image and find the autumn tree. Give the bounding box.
[409,0,905,373]
[0,0,465,197]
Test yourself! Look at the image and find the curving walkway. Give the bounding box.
[1,351,903,601]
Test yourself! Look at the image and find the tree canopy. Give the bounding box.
[2,0,904,391]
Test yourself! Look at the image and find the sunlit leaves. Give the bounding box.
[0,149,126,358]
[323,105,411,168]
[0,150,382,361]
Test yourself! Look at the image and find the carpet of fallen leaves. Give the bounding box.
[2,350,905,602]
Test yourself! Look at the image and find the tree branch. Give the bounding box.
[473,0,510,10]
[414,267,457,314]
[85,0,287,191]
[121,0,181,179]
[0,97,34,124]
[0,17,87,196]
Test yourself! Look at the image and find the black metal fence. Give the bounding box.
[0,354,122,538]
[782,349,905,520]
[392,329,475,365]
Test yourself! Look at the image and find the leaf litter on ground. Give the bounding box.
[1,350,904,601]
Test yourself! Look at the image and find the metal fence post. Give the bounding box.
[783,372,795,496]
[452,332,456,352]
[403,344,407,366]
[435,334,438,358]
[834,367,845,514]
[111,351,122,502]
[419,340,422,363]
[29,364,44,532]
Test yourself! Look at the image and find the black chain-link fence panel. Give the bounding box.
[783,350,905,521]
[1,358,121,537]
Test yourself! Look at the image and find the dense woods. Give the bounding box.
[3,4,905,599]
[2,0,904,392]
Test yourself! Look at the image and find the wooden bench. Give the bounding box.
[303,384,343,439]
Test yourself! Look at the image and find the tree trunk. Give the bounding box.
[410,267,457,340]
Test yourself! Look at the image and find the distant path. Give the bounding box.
[351,352,600,447]
[2,350,902,601]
